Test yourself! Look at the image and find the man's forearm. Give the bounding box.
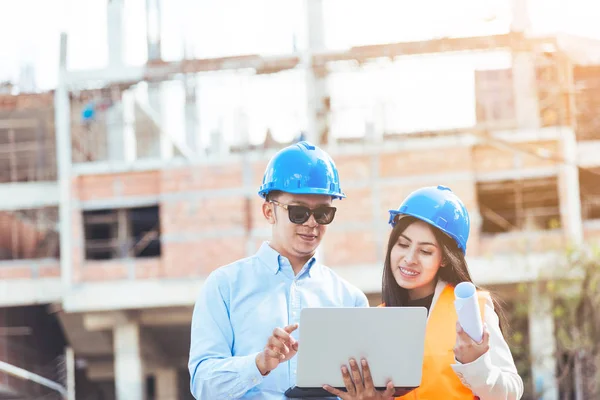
[190,353,264,399]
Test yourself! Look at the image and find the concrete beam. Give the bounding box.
[65,33,556,88]
[0,182,59,211]
[83,308,192,330]
[56,312,114,356]
[138,308,193,326]
[77,195,160,211]
[62,280,203,313]
[327,252,563,295]
[468,252,563,285]
[66,66,146,88]
[68,125,568,177]
[60,253,567,313]
[475,166,559,182]
[72,164,558,213]
[83,311,133,332]
[0,119,39,130]
[0,276,61,307]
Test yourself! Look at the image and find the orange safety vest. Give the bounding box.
[382,285,488,400]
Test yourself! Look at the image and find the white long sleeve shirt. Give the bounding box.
[430,281,524,400]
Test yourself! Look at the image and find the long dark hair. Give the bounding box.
[382,216,508,332]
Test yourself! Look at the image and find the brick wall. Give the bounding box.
[0,93,54,111]
[0,260,60,280]
[67,140,576,283]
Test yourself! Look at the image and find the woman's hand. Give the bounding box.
[323,358,396,400]
[453,321,490,364]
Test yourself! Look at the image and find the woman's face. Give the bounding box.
[389,220,445,300]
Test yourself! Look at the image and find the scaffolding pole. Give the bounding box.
[0,360,67,398]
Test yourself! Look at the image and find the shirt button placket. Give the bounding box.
[293,280,300,384]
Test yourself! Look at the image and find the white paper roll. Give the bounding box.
[454,282,483,343]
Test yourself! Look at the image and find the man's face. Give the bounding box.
[263,192,334,260]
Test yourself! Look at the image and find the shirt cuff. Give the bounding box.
[237,352,265,388]
[451,351,493,388]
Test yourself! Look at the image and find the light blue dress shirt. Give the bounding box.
[189,241,369,399]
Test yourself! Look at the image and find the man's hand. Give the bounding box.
[323,358,396,400]
[255,324,299,376]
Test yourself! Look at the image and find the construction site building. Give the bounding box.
[1,0,600,399]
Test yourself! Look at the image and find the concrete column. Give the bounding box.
[146,0,162,62]
[107,0,125,68]
[558,128,583,245]
[155,368,179,400]
[123,89,138,163]
[158,83,175,160]
[105,88,137,163]
[510,0,541,129]
[145,82,172,160]
[466,208,483,257]
[366,101,385,144]
[511,53,541,129]
[184,75,198,154]
[304,0,330,146]
[557,55,583,247]
[510,0,530,33]
[528,284,558,400]
[144,0,169,161]
[55,32,72,292]
[114,322,145,400]
[106,89,126,162]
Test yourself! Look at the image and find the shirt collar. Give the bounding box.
[256,241,319,277]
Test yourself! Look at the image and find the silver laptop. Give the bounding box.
[285,307,427,398]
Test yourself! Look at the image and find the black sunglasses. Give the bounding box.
[270,200,337,225]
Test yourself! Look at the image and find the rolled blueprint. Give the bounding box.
[454,282,483,343]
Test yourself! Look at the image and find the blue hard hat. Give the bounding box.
[258,141,345,199]
[388,185,470,253]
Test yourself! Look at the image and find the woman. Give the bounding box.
[324,185,524,400]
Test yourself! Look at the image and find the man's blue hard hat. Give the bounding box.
[258,141,345,199]
[388,185,470,253]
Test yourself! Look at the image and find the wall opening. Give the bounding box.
[0,207,59,260]
[579,167,600,220]
[477,177,561,234]
[83,206,161,260]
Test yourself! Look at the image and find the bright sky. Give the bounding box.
[0,0,599,144]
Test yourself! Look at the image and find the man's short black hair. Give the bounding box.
[265,190,283,202]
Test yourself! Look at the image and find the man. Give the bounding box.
[189,141,368,399]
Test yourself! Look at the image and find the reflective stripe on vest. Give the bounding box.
[381,285,488,400]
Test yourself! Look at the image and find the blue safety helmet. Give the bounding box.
[388,185,470,253]
[258,141,345,199]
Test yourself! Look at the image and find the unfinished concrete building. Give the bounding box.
[1,0,600,399]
